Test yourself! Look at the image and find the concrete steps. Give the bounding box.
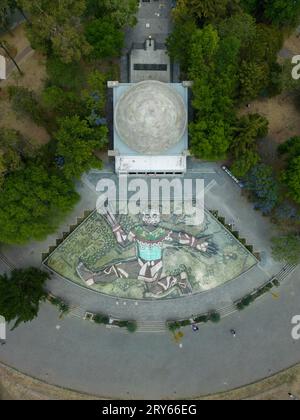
[276,264,298,282]
[137,320,167,333]
[219,304,237,318]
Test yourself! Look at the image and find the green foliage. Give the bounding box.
[0,163,79,244]
[126,320,138,333]
[230,114,269,177]
[194,315,209,323]
[0,268,49,329]
[94,313,110,325]
[85,18,124,59]
[42,86,86,118]
[83,70,107,115]
[187,25,240,160]
[278,136,300,159]
[115,319,137,332]
[48,295,70,316]
[241,0,300,29]
[281,156,300,204]
[87,0,138,28]
[0,0,12,31]
[173,0,239,23]
[55,116,108,179]
[46,57,85,91]
[272,234,300,264]
[19,0,91,62]
[8,86,45,126]
[246,164,279,215]
[166,19,198,75]
[167,321,181,332]
[208,311,221,323]
[0,128,25,185]
[263,0,300,28]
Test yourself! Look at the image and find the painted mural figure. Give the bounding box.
[77,210,218,297]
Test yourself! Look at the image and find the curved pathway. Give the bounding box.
[0,267,300,399]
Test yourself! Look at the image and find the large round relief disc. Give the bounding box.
[115,81,187,154]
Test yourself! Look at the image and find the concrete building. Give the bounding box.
[109,79,189,175]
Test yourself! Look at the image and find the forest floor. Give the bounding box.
[0,24,50,147]
[240,32,300,168]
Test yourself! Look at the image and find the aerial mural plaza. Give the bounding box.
[45,208,257,300]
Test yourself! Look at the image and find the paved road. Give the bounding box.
[1,1,299,398]
[0,267,299,399]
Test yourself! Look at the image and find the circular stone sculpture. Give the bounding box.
[115,80,187,154]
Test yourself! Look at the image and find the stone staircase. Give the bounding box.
[218,304,238,318]
[137,320,167,333]
[275,264,298,282]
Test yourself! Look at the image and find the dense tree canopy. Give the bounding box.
[246,164,279,215]
[85,18,124,59]
[230,114,268,177]
[0,268,49,329]
[55,116,108,179]
[0,163,79,244]
[86,0,138,28]
[18,0,91,62]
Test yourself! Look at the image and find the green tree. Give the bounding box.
[230,114,268,177]
[55,116,108,179]
[18,0,91,62]
[87,0,138,28]
[272,234,300,264]
[173,0,240,23]
[0,268,49,329]
[0,163,79,244]
[85,18,124,59]
[46,57,84,91]
[8,86,45,126]
[264,0,300,28]
[0,128,24,186]
[188,25,240,159]
[0,0,12,31]
[246,164,279,215]
[166,19,197,75]
[282,156,300,204]
[278,136,300,160]
[42,86,86,118]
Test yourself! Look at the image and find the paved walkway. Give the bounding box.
[0,162,284,323]
[1,1,299,397]
[0,267,300,398]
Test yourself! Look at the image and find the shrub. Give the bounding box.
[237,301,245,311]
[8,86,45,126]
[46,57,84,91]
[194,315,209,323]
[94,313,110,325]
[167,321,181,332]
[126,321,137,333]
[209,312,221,323]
